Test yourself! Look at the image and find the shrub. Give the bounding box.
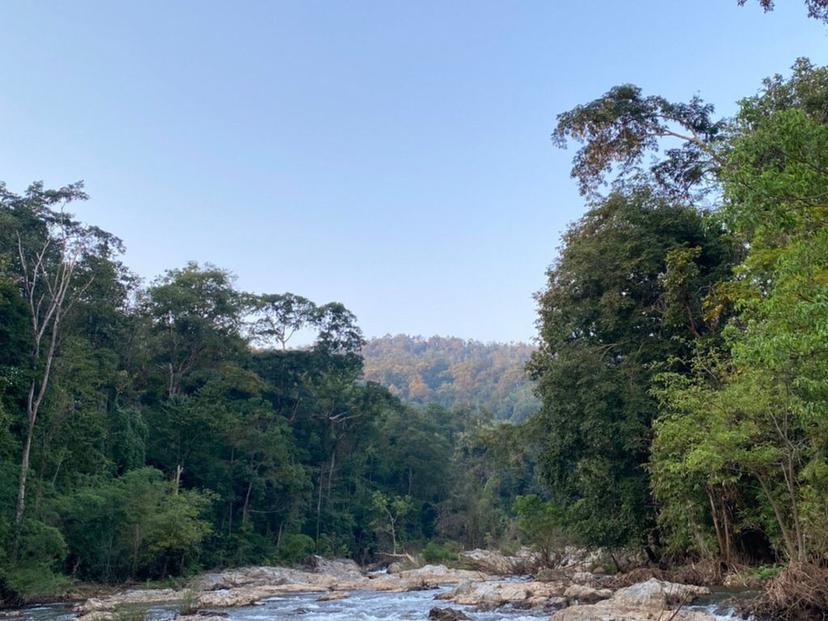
[275,533,315,565]
[422,541,456,564]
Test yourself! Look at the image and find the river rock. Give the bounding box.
[318,591,348,601]
[555,547,647,573]
[569,571,596,585]
[198,567,317,590]
[176,615,229,621]
[439,579,567,608]
[428,607,471,621]
[75,612,115,621]
[550,579,713,621]
[303,556,364,580]
[196,586,291,608]
[611,579,709,608]
[74,589,184,613]
[458,548,539,575]
[563,584,612,603]
[397,564,488,585]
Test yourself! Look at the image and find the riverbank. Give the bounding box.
[5,548,786,621]
[57,550,756,621]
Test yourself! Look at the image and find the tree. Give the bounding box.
[646,60,828,573]
[142,262,243,399]
[0,182,122,544]
[513,495,566,567]
[528,189,734,550]
[247,293,316,350]
[552,86,723,198]
[737,0,828,24]
[371,491,411,555]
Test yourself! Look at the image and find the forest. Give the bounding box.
[362,335,539,422]
[526,57,828,612]
[0,42,826,621]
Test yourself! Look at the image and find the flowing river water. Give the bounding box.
[1,582,754,621]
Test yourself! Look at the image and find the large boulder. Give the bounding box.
[198,566,316,590]
[610,579,709,608]
[550,579,712,621]
[439,579,567,608]
[74,589,183,613]
[303,555,364,580]
[397,564,488,585]
[428,608,471,621]
[458,548,539,574]
[563,583,612,604]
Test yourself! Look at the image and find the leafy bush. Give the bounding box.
[513,495,567,566]
[0,564,70,600]
[275,533,315,565]
[58,468,212,581]
[0,519,70,599]
[422,541,456,564]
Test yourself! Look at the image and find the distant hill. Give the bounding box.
[362,334,540,422]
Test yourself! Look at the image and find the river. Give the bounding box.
[1,583,753,621]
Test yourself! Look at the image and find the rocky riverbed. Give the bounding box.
[4,551,751,621]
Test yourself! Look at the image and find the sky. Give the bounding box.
[1,2,826,343]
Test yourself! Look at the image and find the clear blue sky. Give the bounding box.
[1,2,825,343]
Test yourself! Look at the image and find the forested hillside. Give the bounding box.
[362,335,539,421]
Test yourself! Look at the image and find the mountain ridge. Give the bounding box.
[362,334,540,421]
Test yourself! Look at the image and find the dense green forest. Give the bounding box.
[362,335,539,421]
[0,53,826,618]
[527,58,828,601]
[0,186,531,596]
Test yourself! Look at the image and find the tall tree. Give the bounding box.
[528,189,733,550]
[0,182,122,542]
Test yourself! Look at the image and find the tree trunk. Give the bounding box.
[14,419,35,551]
[173,464,183,494]
[14,268,67,542]
[242,479,254,526]
[757,474,798,560]
[315,467,324,544]
[707,489,723,558]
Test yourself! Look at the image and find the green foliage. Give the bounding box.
[513,495,566,566]
[650,59,828,565]
[436,419,539,549]
[371,492,412,555]
[1,520,69,599]
[0,184,508,593]
[58,468,212,581]
[422,541,457,564]
[275,533,316,565]
[0,564,70,600]
[527,189,734,549]
[541,57,828,570]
